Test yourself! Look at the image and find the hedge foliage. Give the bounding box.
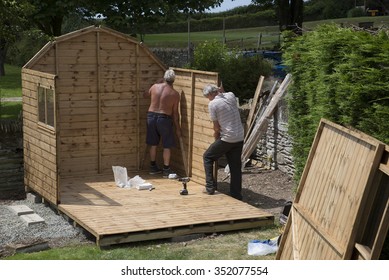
[190,40,273,101]
[283,24,389,181]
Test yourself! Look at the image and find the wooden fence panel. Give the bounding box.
[276,119,387,259]
[172,68,219,183]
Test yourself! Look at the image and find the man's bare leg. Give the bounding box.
[150,145,157,162]
[163,148,171,167]
[149,145,162,174]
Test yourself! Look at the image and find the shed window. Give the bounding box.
[38,86,55,127]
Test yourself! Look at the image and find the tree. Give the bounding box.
[24,0,224,39]
[0,0,32,76]
[27,0,96,36]
[278,0,304,33]
[253,0,304,33]
[93,0,224,41]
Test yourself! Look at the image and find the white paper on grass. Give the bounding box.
[247,238,279,256]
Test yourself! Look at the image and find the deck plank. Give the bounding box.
[58,173,274,246]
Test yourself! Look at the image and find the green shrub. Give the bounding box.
[191,40,272,100]
[347,7,365,18]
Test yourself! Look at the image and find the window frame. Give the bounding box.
[37,84,56,133]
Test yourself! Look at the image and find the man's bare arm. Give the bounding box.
[172,92,182,138]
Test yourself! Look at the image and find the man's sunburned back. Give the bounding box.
[148,83,179,116]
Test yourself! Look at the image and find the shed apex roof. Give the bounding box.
[54,25,139,44]
[23,25,165,70]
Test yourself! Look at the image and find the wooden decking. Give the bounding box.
[58,172,274,246]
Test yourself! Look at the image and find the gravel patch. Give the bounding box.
[0,197,93,258]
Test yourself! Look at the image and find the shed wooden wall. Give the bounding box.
[24,26,165,180]
[22,68,58,204]
[172,68,219,183]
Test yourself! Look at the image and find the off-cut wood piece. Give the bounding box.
[244,79,278,143]
[245,76,264,133]
[242,74,291,164]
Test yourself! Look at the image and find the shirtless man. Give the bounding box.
[143,69,181,177]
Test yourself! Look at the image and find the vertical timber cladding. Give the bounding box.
[54,26,166,177]
[97,28,165,174]
[172,68,219,184]
[56,31,100,176]
[276,119,385,260]
[22,68,57,204]
[98,30,139,173]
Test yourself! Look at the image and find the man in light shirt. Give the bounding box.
[202,84,244,200]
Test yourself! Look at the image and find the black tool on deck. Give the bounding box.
[178,177,190,195]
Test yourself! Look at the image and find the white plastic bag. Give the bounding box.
[128,175,145,188]
[112,166,130,188]
[247,238,278,256]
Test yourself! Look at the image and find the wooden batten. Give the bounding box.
[136,43,140,169]
[96,30,102,173]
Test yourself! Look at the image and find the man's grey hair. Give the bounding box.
[203,84,219,97]
[164,69,175,83]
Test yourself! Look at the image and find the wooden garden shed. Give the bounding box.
[21,26,273,246]
[22,25,168,205]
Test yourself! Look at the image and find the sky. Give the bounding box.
[207,0,253,13]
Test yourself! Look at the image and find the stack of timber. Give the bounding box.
[242,74,291,166]
[276,119,389,260]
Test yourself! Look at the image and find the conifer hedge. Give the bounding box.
[283,24,389,181]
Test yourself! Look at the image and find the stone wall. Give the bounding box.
[150,48,193,68]
[240,77,295,177]
[253,97,295,177]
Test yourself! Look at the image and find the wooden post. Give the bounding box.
[188,72,196,176]
[96,29,102,174]
[245,76,264,134]
[136,43,140,169]
[244,79,278,143]
[179,137,188,176]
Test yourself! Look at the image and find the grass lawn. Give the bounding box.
[5,226,281,260]
[143,15,389,49]
[0,64,22,98]
[0,101,22,119]
[0,64,22,119]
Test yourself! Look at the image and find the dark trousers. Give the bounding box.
[203,139,243,200]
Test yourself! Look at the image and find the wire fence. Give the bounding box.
[223,32,282,50]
